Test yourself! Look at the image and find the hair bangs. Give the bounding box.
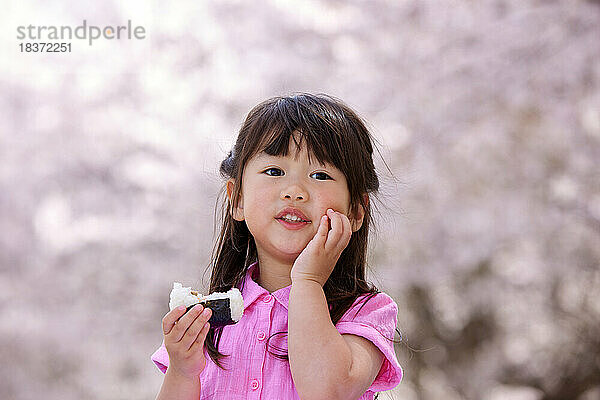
[250,96,348,173]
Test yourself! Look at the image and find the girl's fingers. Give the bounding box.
[341,213,352,246]
[182,307,212,351]
[170,304,204,342]
[162,305,188,336]
[196,319,211,344]
[190,321,211,353]
[327,209,353,251]
[325,209,343,249]
[315,214,329,240]
[341,211,351,235]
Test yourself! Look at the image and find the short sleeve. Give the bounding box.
[335,292,403,392]
[150,340,169,374]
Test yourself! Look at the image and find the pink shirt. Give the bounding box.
[151,261,403,399]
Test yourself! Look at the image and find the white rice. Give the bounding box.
[169,282,201,311]
[169,283,245,323]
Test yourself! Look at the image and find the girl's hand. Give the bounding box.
[162,304,212,380]
[291,208,352,287]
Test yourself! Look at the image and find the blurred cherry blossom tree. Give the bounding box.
[1,1,599,399]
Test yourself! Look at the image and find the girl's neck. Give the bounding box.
[255,260,293,293]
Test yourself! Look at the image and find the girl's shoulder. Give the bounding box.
[342,290,398,321]
[355,290,397,306]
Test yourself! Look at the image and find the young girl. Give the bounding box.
[151,93,403,400]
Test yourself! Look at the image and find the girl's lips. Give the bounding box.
[275,217,311,230]
[275,207,311,221]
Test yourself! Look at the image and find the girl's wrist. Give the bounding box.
[291,275,324,287]
[291,266,328,286]
[157,368,202,400]
[165,366,201,383]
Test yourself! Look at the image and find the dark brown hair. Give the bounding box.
[204,94,402,393]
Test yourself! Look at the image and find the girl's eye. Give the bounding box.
[263,168,332,180]
[311,172,332,180]
[263,167,283,176]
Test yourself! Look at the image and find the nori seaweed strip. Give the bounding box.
[184,298,234,328]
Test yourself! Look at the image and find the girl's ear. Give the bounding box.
[226,178,245,221]
[350,194,369,232]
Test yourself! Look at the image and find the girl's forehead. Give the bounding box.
[247,130,338,169]
[249,149,328,167]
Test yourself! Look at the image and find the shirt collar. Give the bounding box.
[240,261,292,310]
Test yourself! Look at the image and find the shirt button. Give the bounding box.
[257,331,266,341]
[251,379,260,390]
[263,294,273,303]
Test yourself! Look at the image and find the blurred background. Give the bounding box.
[1,0,600,399]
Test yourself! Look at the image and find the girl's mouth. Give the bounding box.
[275,217,311,230]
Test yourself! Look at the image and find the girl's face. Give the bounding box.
[227,135,364,265]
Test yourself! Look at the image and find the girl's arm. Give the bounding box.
[290,210,382,399]
[155,304,212,400]
[288,279,353,400]
[156,369,201,400]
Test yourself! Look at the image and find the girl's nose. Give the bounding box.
[281,185,307,201]
[284,193,304,200]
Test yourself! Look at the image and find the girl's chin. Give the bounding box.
[274,242,310,257]
[277,246,306,256]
